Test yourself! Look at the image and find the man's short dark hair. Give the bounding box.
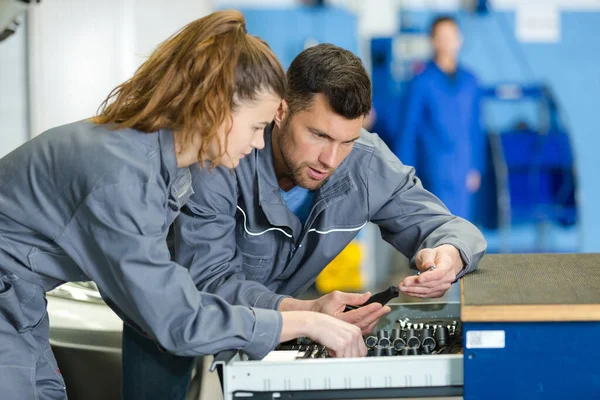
[285,43,371,119]
[430,16,459,37]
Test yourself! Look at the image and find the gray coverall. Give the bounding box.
[122,124,488,396]
[0,121,281,399]
[175,125,487,304]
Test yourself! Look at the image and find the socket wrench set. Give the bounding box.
[213,301,464,400]
[275,318,462,359]
[366,318,462,357]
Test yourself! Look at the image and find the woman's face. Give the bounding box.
[209,89,281,168]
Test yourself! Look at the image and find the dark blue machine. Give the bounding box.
[478,84,578,251]
[370,37,403,149]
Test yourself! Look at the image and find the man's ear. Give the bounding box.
[274,99,289,128]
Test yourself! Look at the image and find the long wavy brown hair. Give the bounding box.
[91,10,285,165]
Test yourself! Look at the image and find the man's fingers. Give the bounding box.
[360,306,392,335]
[363,319,379,335]
[404,290,447,299]
[400,283,451,297]
[403,263,454,287]
[415,268,446,284]
[337,291,371,306]
[401,276,418,287]
[338,304,391,333]
[400,285,432,295]
[349,291,371,306]
[403,292,430,299]
[402,271,444,287]
[339,303,381,324]
[416,248,436,270]
[355,305,391,329]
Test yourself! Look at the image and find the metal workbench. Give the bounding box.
[214,253,600,399]
[213,302,464,400]
[461,253,600,399]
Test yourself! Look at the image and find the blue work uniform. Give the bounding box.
[394,61,484,220]
[0,121,281,399]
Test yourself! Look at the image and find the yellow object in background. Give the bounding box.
[315,241,364,293]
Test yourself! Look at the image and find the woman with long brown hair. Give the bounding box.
[0,10,365,399]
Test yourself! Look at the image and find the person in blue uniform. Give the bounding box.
[395,16,484,220]
[0,11,368,400]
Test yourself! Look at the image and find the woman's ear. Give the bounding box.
[274,99,289,128]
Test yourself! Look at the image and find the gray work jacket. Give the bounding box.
[175,125,487,309]
[0,121,280,359]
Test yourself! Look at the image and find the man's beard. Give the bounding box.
[278,120,333,191]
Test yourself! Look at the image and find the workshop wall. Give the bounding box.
[0,0,213,150]
[0,22,28,158]
[27,0,212,136]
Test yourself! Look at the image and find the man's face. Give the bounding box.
[432,21,462,59]
[275,93,364,190]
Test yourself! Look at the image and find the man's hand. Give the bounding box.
[400,245,464,298]
[312,291,391,334]
[279,291,391,335]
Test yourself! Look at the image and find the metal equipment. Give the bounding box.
[461,253,600,399]
[481,84,579,252]
[0,0,40,41]
[213,302,464,400]
[214,253,600,399]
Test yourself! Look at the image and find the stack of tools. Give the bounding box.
[364,318,462,357]
[276,318,462,358]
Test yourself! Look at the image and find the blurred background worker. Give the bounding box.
[394,16,485,221]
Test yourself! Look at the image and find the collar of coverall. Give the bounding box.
[157,128,189,187]
[253,122,358,230]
